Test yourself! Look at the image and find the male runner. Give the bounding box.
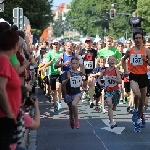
[122,32,150,132]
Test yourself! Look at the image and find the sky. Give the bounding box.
[52,0,72,9]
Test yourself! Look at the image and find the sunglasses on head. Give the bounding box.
[53,42,59,45]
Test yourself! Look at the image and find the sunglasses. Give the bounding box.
[53,42,59,45]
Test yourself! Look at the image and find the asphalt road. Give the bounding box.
[36,89,150,150]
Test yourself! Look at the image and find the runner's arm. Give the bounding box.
[146,48,150,65]
[54,54,63,69]
[121,49,130,72]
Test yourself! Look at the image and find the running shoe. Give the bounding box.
[54,106,58,115]
[144,105,148,110]
[70,119,74,129]
[140,113,146,128]
[90,101,94,108]
[119,99,124,104]
[57,101,62,110]
[103,108,108,114]
[134,122,140,132]
[74,121,80,129]
[110,122,117,129]
[127,106,130,112]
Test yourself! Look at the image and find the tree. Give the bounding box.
[0,0,53,31]
[67,0,138,39]
[136,0,150,34]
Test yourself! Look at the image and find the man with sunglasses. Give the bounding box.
[122,32,150,132]
[39,40,62,114]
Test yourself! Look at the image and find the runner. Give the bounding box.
[98,56,122,128]
[78,38,97,107]
[61,56,85,129]
[39,40,62,114]
[55,41,77,99]
[122,32,150,132]
[90,56,107,113]
[97,36,121,68]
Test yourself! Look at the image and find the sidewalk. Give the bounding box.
[36,89,106,150]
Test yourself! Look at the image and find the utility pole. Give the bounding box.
[0,0,4,12]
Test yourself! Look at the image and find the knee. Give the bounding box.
[134,92,141,98]
[72,102,77,107]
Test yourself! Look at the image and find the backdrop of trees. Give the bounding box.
[0,0,53,36]
[53,0,149,39]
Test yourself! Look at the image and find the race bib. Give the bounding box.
[84,61,93,69]
[130,54,143,66]
[30,65,34,70]
[70,76,82,88]
[105,75,117,87]
[105,64,109,67]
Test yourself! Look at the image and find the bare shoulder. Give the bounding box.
[145,48,150,53]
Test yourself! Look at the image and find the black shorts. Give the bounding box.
[43,76,49,84]
[129,73,148,88]
[124,82,130,93]
[50,74,60,90]
[94,83,102,98]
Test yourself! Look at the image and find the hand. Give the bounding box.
[25,36,30,43]
[124,70,129,77]
[24,60,31,67]
[26,81,33,91]
[34,98,39,108]
[64,60,70,66]
[82,75,86,80]
[82,55,86,59]
[67,71,71,79]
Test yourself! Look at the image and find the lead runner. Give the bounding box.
[61,56,85,129]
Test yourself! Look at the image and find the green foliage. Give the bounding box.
[66,0,138,39]
[0,0,53,31]
[136,0,150,34]
[31,29,42,37]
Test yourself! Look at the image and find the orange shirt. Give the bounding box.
[104,67,119,91]
[128,46,147,74]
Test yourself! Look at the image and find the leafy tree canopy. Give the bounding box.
[136,0,150,33]
[0,0,53,31]
[65,0,139,39]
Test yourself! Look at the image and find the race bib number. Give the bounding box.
[105,75,117,87]
[130,54,143,66]
[105,64,109,67]
[70,76,82,88]
[84,61,93,69]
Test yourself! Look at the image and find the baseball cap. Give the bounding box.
[85,38,93,43]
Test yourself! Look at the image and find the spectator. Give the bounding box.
[10,85,40,150]
[16,36,30,85]
[0,30,21,150]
